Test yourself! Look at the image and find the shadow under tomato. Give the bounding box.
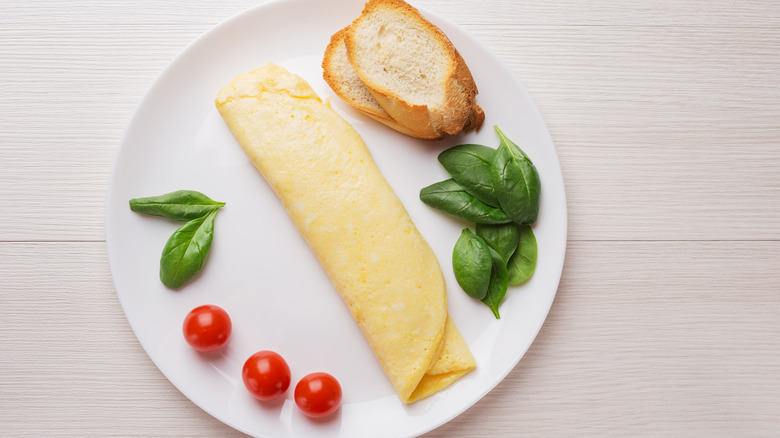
[290,404,343,437]
[249,394,287,410]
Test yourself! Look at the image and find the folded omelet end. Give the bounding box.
[402,316,476,403]
[216,62,321,107]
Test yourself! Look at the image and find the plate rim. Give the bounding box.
[105,0,568,436]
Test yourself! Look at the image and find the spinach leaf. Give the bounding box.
[438,144,499,207]
[507,225,537,285]
[481,246,509,319]
[159,209,218,289]
[490,126,541,225]
[452,228,492,300]
[130,190,225,221]
[420,179,510,224]
[475,223,521,263]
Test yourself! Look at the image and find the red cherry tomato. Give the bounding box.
[242,351,291,401]
[294,372,342,418]
[182,305,232,352]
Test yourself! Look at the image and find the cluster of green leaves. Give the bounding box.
[420,126,540,318]
[129,190,225,290]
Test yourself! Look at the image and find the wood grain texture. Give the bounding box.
[1,0,779,436]
[0,241,777,436]
[1,1,779,241]
[428,240,780,437]
[3,0,779,27]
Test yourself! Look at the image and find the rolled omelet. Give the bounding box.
[215,63,475,403]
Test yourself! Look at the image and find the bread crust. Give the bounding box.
[322,26,438,138]
[322,0,483,139]
[343,0,482,138]
[323,27,387,123]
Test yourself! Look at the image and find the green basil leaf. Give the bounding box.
[130,190,225,221]
[159,210,218,289]
[475,223,521,263]
[420,179,511,224]
[507,225,537,285]
[438,144,500,207]
[452,229,492,300]
[481,246,509,319]
[490,126,541,225]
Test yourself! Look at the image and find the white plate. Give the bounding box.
[106,0,567,436]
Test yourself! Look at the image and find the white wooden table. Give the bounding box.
[2,0,778,436]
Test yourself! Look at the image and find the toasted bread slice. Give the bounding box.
[322,27,431,138]
[343,0,483,138]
